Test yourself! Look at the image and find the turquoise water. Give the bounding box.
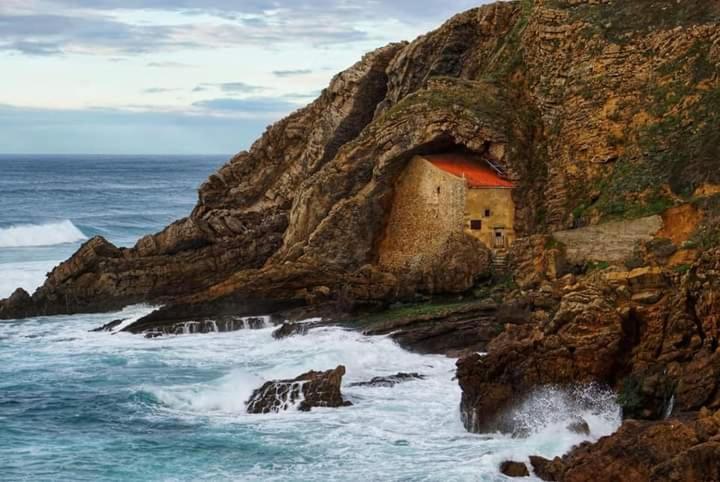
[0,155,621,481]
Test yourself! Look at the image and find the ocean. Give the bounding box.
[0,155,621,481]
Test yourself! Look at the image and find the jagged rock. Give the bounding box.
[90,319,123,332]
[246,366,352,413]
[566,417,591,436]
[533,412,720,482]
[457,285,624,433]
[348,372,425,388]
[361,299,504,355]
[499,461,530,477]
[272,321,314,339]
[3,0,718,332]
[529,455,562,481]
[631,291,663,305]
[0,288,32,319]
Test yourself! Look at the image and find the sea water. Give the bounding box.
[0,155,622,481]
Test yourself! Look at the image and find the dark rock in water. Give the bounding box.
[499,460,529,477]
[272,321,312,339]
[90,319,123,332]
[349,372,425,388]
[144,331,163,339]
[246,365,351,413]
[131,315,280,337]
[566,417,591,436]
[529,456,562,481]
[0,288,32,319]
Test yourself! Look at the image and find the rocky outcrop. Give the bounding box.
[246,366,351,413]
[3,0,718,324]
[348,372,425,388]
[500,461,530,478]
[529,409,720,481]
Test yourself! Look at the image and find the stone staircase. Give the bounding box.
[492,249,509,275]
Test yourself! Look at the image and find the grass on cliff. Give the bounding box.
[690,195,720,249]
[570,37,720,223]
[551,0,720,44]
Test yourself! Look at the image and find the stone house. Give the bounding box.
[379,153,515,272]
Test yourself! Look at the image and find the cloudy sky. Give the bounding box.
[0,0,487,154]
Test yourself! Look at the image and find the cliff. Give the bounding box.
[3,0,720,478]
[4,0,718,322]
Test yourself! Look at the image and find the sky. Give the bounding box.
[0,0,489,154]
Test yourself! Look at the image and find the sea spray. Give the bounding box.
[2,310,623,481]
[0,220,87,248]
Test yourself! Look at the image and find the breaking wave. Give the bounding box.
[0,220,87,248]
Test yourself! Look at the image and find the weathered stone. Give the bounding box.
[246,365,351,413]
[90,319,123,332]
[499,461,530,477]
[348,372,425,388]
[566,417,591,436]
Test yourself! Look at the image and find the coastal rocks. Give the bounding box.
[528,413,720,482]
[246,365,352,413]
[90,319,123,332]
[457,285,625,433]
[499,461,530,478]
[272,321,320,339]
[566,417,591,436]
[349,372,425,388]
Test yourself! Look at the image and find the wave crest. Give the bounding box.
[0,220,87,248]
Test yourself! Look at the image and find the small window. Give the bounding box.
[437,187,441,195]
[470,220,482,230]
[484,209,491,217]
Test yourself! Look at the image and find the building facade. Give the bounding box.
[378,154,515,272]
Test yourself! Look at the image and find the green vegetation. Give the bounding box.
[585,260,610,273]
[590,159,674,220]
[617,375,644,418]
[673,264,692,274]
[554,1,720,44]
[690,195,720,249]
[544,237,565,251]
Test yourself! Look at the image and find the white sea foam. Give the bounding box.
[3,310,623,481]
[0,260,56,298]
[0,220,87,248]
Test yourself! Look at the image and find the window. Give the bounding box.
[484,209,491,217]
[470,220,482,230]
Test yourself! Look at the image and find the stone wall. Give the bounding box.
[465,188,516,248]
[553,215,663,265]
[378,156,465,272]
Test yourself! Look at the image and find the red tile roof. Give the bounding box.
[424,154,514,188]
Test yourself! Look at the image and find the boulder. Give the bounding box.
[272,321,313,339]
[499,461,529,477]
[529,456,562,481]
[348,372,425,387]
[90,319,123,332]
[566,417,591,436]
[246,365,352,413]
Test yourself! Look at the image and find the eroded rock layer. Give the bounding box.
[4,1,718,322]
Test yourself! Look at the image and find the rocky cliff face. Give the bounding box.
[2,0,719,335]
[3,1,720,478]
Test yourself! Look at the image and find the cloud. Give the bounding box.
[0,1,490,57]
[0,103,276,154]
[146,61,193,68]
[192,97,298,113]
[273,69,313,77]
[142,87,181,94]
[192,82,266,95]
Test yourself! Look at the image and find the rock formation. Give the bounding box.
[2,0,720,478]
[348,372,425,388]
[246,366,351,413]
[3,0,718,327]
